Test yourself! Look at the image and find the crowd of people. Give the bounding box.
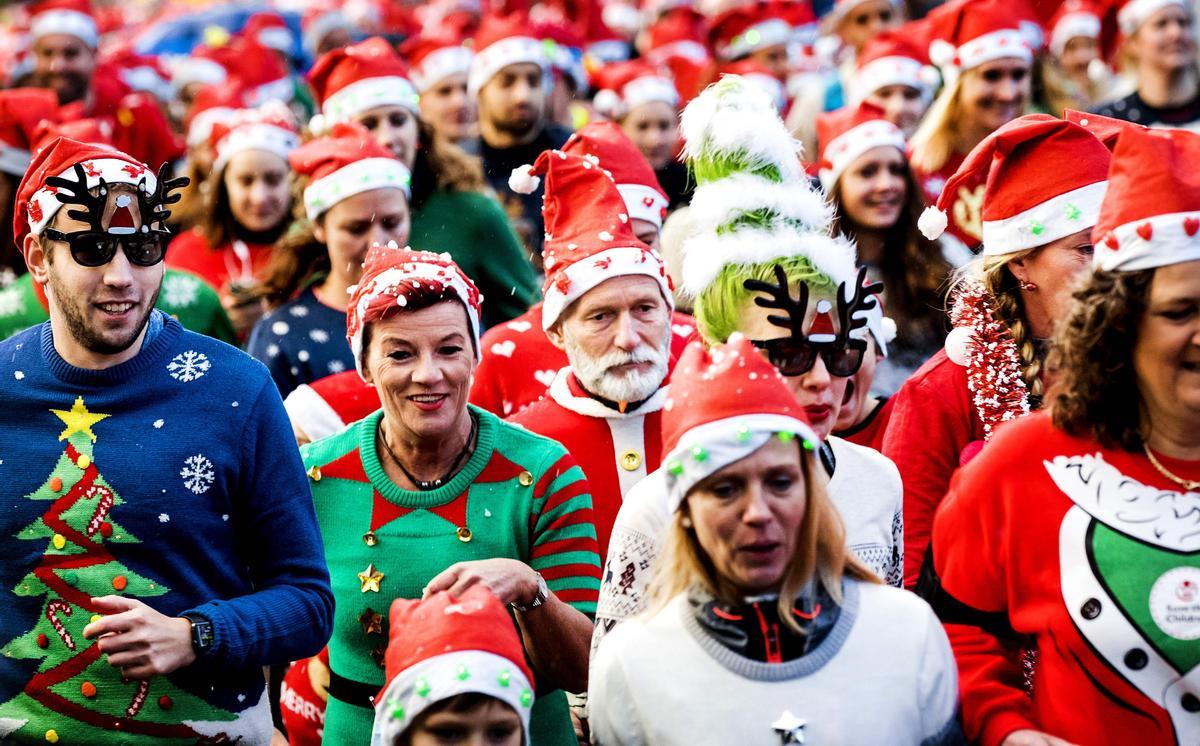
[0,0,1199,744]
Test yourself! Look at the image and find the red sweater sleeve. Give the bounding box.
[932,426,1040,746]
[881,351,983,588]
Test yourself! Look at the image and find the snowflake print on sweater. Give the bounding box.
[246,288,354,399]
[160,273,200,308]
[180,454,215,494]
[166,351,210,382]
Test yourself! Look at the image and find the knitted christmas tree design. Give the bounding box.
[0,397,238,744]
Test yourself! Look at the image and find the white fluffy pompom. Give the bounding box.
[944,325,974,367]
[307,113,330,136]
[591,88,624,119]
[880,316,898,345]
[508,164,541,194]
[918,206,948,241]
[928,39,957,70]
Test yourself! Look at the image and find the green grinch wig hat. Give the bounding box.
[679,75,858,301]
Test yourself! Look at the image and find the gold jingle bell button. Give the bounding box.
[620,450,642,471]
[362,531,378,547]
[517,470,534,487]
[456,526,473,543]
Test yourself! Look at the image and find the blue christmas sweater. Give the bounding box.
[246,287,354,400]
[0,312,333,744]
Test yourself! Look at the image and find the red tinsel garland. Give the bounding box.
[949,279,1030,440]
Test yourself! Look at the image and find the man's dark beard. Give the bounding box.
[35,71,89,106]
[48,270,160,356]
[488,111,539,139]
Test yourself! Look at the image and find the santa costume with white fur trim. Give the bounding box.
[886,114,1113,588]
[507,148,673,561]
[926,125,1200,746]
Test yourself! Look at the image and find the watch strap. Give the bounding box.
[512,572,548,612]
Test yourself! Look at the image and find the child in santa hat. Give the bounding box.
[371,586,534,746]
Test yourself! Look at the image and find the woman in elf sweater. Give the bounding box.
[302,243,601,746]
[306,37,538,329]
[589,336,962,746]
[885,114,1113,588]
[923,125,1200,746]
[248,123,412,398]
[167,104,300,339]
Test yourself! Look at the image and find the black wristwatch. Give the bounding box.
[182,614,214,656]
[512,572,549,613]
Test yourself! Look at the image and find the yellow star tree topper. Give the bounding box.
[50,397,110,443]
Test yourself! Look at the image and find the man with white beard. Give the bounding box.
[507,148,676,563]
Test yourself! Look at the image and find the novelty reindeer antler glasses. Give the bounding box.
[41,163,189,268]
[742,264,883,378]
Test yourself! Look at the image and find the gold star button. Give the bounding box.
[359,607,384,636]
[620,450,642,471]
[307,465,322,482]
[357,563,384,593]
[517,470,533,487]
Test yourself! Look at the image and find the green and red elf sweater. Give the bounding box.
[301,406,602,746]
[926,412,1200,745]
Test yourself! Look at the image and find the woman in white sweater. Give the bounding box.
[588,336,962,746]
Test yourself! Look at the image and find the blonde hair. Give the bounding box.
[645,445,879,634]
[951,251,1044,399]
[908,73,966,175]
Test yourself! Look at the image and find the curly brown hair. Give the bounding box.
[1048,267,1156,450]
[831,166,952,349]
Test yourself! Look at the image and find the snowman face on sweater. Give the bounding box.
[26,185,162,369]
[684,436,809,597]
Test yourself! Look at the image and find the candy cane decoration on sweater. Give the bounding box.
[84,485,114,536]
[126,679,150,718]
[45,599,75,650]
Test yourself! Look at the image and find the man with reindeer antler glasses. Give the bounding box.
[0,137,333,744]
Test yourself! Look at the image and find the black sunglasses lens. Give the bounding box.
[770,341,818,377]
[125,234,166,266]
[824,346,865,377]
[69,235,118,267]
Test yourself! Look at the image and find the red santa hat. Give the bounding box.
[400,33,474,93]
[709,2,791,62]
[370,587,535,745]
[284,370,382,444]
[170,44,231,95]
[918,114,1111,256]
[644,7,710,63]
[29,0,99,49]
[925,0,1032,78]
[346,243,483,376]
[227,38,295,107]
[563,121,670,230]
[14,136,161,247]
[1092,126,1200,272]
[1063,108,1146,150]
[302,5,353,58]
[34,114,112,148]
[590,59,678,121]
[467,13,548,98]
[661,335,819,511]
[719,60,787,112]
[308,37,419,133]
[849,28,939,103]
[0,88,60,177]
[243,11,294,56]
[290,122,411,221]
[1049,0,1103,56]
[1117,0,1188,36]
[185,78,245,149]
[816,101,906,191]
[509,149,674,330]
[211,103,300,174]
